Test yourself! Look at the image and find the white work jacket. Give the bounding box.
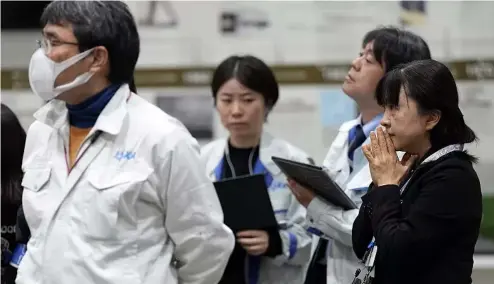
[201,132,313,284]
[306,114,382,284]
[16,84,235,284]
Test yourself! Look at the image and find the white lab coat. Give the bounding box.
[201,132,313,284]
[16,84,235,284]
[305,115,381,284]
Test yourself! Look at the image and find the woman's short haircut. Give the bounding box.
[1,104,26,204]
[376,59,477,148]
[211,55,279,110]
[363,26,432,72]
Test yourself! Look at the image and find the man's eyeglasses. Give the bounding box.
[36,38,79,54]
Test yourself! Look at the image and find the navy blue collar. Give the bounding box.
[66,84,121,128]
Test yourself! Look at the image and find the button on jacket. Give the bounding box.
[16,84,235,284]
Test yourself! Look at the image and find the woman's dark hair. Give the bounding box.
[1,104,26,204]
[211,55,279,111]
[376,59,477,148]
[362,26,432,72]
[129,76,137,93]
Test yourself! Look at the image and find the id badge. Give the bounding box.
[353,241,377,284]
[9,244,27,268]
[365,245,377,268]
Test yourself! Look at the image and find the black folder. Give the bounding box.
[271,156,358,210]
[213,174,279,232]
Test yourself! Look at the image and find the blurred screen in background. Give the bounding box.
[1,1,52,30]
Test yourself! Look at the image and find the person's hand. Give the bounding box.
[237,230,269,256]
[362,127,417,187]
[287,179,315,208]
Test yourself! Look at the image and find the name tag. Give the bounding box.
[365,245,378,268]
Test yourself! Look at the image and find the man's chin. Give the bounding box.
[341,84,357,99]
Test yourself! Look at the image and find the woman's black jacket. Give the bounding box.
[352,151,483,284]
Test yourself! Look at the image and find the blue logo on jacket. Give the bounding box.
[114,150,136,161]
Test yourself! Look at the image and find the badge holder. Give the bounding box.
[351,241,377,284]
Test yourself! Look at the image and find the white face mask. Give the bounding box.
[28,48,95,101]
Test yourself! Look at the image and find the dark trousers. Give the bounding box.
[304,262,327,284]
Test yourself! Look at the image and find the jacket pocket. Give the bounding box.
[21,168,52,236]
[21,168,51,192]
[84,162,153,241]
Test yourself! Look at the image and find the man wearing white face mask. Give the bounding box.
[17,1,234,284]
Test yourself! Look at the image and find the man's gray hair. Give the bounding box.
[40,0,140,85]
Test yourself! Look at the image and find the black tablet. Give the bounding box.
[271,156,358,210]
[214,174,279,232]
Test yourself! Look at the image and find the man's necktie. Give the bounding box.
[348,124,366,172]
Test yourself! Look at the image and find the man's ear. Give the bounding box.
[425,110,441,131]
[88,46,109,74]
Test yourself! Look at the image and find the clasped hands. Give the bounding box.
[362,127,417,187]
[287,127,418,207]
[236,230,269,256]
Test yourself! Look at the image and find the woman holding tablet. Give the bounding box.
[201,55,313,284]
[352,59,482,284]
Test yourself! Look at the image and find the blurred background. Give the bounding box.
[1,0,494,282]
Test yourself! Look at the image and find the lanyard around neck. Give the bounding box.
[399,144,464,194]
[224,144,257,178]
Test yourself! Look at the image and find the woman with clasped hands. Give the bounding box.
[352,59,483,284]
